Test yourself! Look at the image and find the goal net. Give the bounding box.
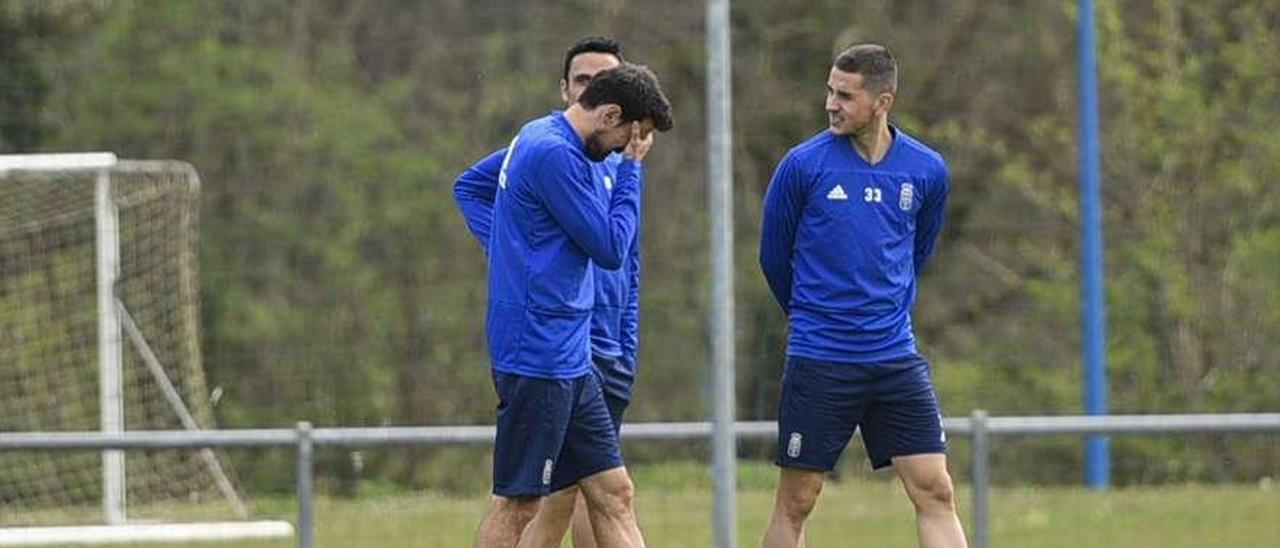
[0,154,288,542]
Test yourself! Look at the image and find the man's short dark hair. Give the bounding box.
[562,36,624,82]
[834,44,898,95]
[578,63,674,132]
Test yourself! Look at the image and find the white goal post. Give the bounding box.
[0,153,291,544]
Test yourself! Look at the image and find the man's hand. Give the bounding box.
[623,122,654,162]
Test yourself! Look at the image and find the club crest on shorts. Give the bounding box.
[787,432,803,458]
[542,459,554,486]
[899,183,915,211]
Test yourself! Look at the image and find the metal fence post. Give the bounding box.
[707,0,738,545]
[296,422,314,548]
[971,410,990,548]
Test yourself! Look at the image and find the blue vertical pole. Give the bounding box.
[1078,0,1110,489]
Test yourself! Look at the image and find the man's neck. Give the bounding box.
[563,104,593,143]
[850,121,893,165]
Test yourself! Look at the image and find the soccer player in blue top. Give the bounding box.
[759,44,968,548]
[468,63,671,548]
[454,37,644,548]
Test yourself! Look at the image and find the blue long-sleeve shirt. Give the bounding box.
[759,127,949,363]
[454,146,643,370]
[475,111,642,378]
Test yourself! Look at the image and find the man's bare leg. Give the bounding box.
[569,490,598,547]
[577,467,645,548]
[475,495,541,548]
[520,487,601,548]
[761,467,824,548]
[892,454,967,548]
[517,486,577,548]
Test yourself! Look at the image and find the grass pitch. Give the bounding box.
[52,461,1280,546]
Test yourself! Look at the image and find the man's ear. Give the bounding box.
[560,79,571,104]
[876,92,895,116]
[600,104,623,127]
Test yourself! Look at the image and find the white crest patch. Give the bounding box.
[542,459,554,485]
[787,432,803,458]
[899,183,915,211]
[603,175,613,192]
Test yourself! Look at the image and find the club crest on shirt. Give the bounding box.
[899,183,915,211]
[603,175,613,192]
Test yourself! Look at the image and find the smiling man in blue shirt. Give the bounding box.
[467,63,671,548]
[759,44,967,548]
[453,36,644,548]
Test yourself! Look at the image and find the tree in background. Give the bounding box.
[3,0,1276,491]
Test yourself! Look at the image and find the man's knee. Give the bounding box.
[776,486,819,523]
[904,472,956,512]
[493,494,542,521]
[581,468,636,517]
[774,469,823,523]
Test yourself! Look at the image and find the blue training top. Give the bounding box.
[759,126,949,364]
[480,111,642,379]
[453,142,641,372]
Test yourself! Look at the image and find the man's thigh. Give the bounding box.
[491,372,576,497]
[775,357,871,471]
[890,453,951,489]
[549,371,624,492]
[861,357,947,469]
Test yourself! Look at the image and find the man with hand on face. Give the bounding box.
[467,62,672,548]
[759,44,967,548]
[454,37,648,548]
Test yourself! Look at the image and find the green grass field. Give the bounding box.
[24,461,1280,547]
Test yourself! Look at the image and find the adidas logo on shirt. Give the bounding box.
[826,184,849,200]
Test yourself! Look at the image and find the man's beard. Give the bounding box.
[585,133,621,161]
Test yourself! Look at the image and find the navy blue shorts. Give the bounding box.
[776,355,947,471]
[591,354,633,436]
[491,371,623,497]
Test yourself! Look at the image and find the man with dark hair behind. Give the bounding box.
[759,43,967,548]
[468,62,671,548]
[561,36,624,98]
[454,36,657,548]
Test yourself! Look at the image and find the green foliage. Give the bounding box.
[5,0,1277,492]
[0,6,50,150]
